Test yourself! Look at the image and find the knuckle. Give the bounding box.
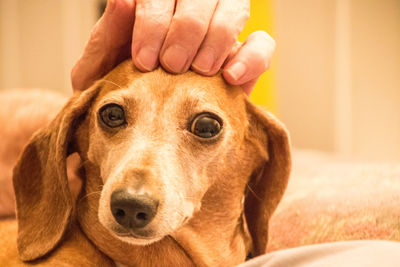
[148,18,170,35]
[134,18,170,44]
[135,1,172,29]
[135,0,158,9]
[232,2,250,25]
[211,20,237,43]
[173,14,207,35]
[136,11,170,27]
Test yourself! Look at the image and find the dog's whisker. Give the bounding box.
[102,79,123,89]
[245,183,262,201]
[78,191,102,202]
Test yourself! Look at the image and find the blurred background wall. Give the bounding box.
[275,0,400,161]
[0,0,98,93]
[0,0,399,161]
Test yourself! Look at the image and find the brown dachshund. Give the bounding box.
[0,60,291,266]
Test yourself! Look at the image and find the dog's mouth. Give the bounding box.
[105,211,192,245]
[116,232,153,239]
[112,227,154,239]
[116,232,157,242]
[109,225,164,244]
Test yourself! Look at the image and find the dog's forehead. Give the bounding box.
[96,60,245,109]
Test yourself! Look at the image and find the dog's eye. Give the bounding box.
[190,114,222,138]
[99,104,126,128]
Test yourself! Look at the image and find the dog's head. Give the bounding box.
[13,60,291,262]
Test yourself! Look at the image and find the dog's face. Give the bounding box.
[13,60,291,263]
[86,63,248,244]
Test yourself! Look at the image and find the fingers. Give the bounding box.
[159,0,219,73]
[72,0,274,96]
[71,0,135,91]
[191,0,250,76]
[131,0,175,72]
[223,31,276,95]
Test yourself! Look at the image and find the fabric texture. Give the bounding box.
[268,150,400,251]
[238,240,400,267]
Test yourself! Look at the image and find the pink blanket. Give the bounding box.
[268,150,400,251]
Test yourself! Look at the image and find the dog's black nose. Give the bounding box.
[110,189,159,229]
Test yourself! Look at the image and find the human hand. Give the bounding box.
[71,0,275,95]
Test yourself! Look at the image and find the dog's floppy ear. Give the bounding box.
[244,100,291,257]
[12,83,101,261]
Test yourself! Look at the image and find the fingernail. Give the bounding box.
[162,45,188,73]
[226,62,246,81]
[136,46,158,71]
[192,47,215,73]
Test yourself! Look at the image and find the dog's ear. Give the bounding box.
[244,100,291,257]
[12,83,101,261]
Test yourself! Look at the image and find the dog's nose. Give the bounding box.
[110,189,159,229]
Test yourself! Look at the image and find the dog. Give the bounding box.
[0,60,291,266]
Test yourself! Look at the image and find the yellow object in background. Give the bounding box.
[239,1,275,112]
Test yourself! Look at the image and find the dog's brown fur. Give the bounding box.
[0,60,291,266]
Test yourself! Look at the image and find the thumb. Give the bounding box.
[71,0,135,91]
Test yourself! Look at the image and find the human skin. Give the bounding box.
[71,0,276,95]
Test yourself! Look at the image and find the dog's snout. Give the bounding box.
[110,189,159,229]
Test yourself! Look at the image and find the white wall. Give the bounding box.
[275,0,336,153]
[350,0,400,161]
[0,0,98,93]
[275,0,400,161]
